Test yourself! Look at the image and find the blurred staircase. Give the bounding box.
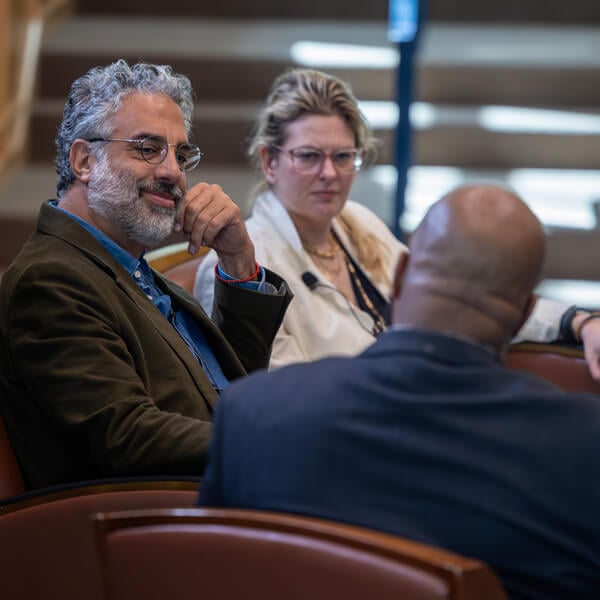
[1,0,600,297]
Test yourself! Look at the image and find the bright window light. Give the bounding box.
[509,168,600,195]
[401,166,465,230]
[479,106,600,134]
[409,102,438,129]
[396,166,600,231]
[508,168,600,229]
[358,102,600,134]
[290,41,399,69]
[368,165,399,189]
[359,101,398,129]
[535,280,600,308]
[356,101,436,130]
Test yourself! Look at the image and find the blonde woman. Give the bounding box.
[194,67,600,374]
[195,68,405,368]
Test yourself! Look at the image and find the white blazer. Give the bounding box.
[194,190,407,369]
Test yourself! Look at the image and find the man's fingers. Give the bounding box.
[584,349,600,382]
[180,183,228,236]
[180,183,226,224]
[178,182,246,254]
[188,204,230,250]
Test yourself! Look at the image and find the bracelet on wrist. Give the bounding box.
[574,312,600,344]
[214,261,260,284]
[559,305,580,343]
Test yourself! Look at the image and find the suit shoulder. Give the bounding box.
[220,357,351,412]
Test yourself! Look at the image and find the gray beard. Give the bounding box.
[87,156,181,248]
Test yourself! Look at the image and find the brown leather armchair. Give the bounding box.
[506,342,600,393]
[146,242,208,293]
[1,403,200,599]
[94,507,507,600]
[0,415,25,499]
[0,479,199,600]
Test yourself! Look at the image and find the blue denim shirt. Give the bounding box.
[50,202,268,393]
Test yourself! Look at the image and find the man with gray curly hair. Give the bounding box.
[0,60,292,490]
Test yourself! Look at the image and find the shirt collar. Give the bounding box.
[374,326,502,366]
[50,200,142,276]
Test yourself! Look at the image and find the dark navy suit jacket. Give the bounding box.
[199,329,600,600]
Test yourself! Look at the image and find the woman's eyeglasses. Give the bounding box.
[272,146,363,174]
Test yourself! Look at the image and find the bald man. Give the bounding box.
[199,185,600,600]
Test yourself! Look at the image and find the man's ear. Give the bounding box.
[392,252,409,300]
[69,139,94,184]
[512,293,538,336]
[259,145,278,185]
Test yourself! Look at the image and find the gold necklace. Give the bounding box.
[302,236,341,259]
[315,252,344,277]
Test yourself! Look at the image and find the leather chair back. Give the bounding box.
[94,508,507,600]
[0,415,25,499]
[0,480,199,600]
[506,342,600,393]
[146,242,208,293]
[162,255,206,292]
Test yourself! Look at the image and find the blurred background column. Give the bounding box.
[388,0,424,239]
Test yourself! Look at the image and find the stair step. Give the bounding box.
[29,99,600,170]
[38,19,600,108]
[31,17,600,171]
[38,52,600,109]
[415,126,600,170]
[74,0,387,20]
[3,7,600,286]
[38,54,394,104]
[421,65,600,108]
[73,0,600,24]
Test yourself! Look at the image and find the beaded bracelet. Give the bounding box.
[574,312,600,344]
[214,261,260,284]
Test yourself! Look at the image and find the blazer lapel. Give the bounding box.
[154,273,246,383]
[38,202,222,406]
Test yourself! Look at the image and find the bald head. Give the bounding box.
[394,184,546,351]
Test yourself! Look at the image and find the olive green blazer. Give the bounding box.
[0,201,291,490]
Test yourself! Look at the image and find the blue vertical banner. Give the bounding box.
[388,0,419,43]
[388,0,423,239]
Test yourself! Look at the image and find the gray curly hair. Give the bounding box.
[55,59,195,197]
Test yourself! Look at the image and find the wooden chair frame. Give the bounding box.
[94,507,507,600]
[145,242,208,273]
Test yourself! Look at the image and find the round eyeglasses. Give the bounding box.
[88,135,203,172]
[272,146,363,174]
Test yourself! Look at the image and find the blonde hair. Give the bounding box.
[250,68,390,285]
[338,212,391,288]
[248,68,377,168]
